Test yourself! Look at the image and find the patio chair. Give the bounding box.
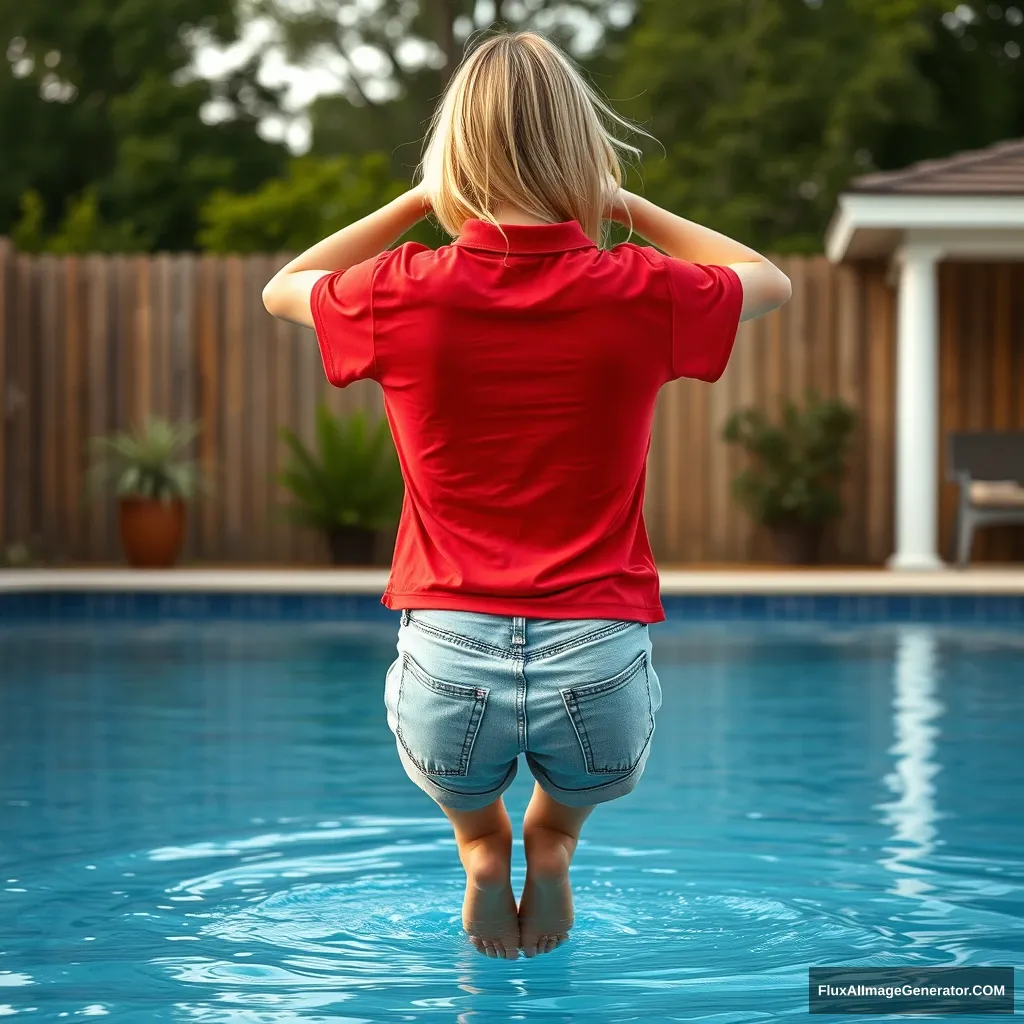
[948,432,1024,567]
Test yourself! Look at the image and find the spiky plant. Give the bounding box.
[88,417,201,501]
[278,405,404,532]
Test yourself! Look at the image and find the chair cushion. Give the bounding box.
[969,480,1024,507]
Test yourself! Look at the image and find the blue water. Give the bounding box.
[0,618,1021,1022]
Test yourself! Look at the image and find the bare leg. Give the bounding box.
[518,782,595,957]
[438,796,520,960]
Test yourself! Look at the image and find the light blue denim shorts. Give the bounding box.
[384,609,663,811]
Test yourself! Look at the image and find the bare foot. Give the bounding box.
[460,840,520,960]
[518,839,574,957]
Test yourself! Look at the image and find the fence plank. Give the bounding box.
[14,256,37,550]
[223,257,246,559]
[247,258,270,562]
[0,238,8,548]
[196,256,220,560]
[64,258,84,559]
[39,257,61,558]
[271,292,293,561]
[85,256,110,558]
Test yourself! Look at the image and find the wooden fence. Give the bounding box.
[1,240,1022,565]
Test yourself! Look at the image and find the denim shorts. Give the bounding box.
[383,609,663,811]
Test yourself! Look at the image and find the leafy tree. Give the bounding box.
[875,2,1024,170]
[612,0,1024,253]
[199,152,443,252]
[0,0,289,250]
[253,0,630,171]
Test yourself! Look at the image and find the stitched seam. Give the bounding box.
[310,273,338,384]
[566,653,646,701]
[455,242,595,256]
[406,613,509,657]
[395,652,487,776]
[368,251,386,381]
[561,654,653,774]
[525,620,637,662]
[543,739,651,792]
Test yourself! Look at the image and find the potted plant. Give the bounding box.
[722,391,857,564]
[88,418,201,568]
[279,405,405,565]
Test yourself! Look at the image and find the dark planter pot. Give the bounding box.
[327,525,378,565]
[769,522,825,565]
[119,498,186,568]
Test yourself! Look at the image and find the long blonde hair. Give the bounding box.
[419,31,641,244]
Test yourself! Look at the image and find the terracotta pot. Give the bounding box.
[327,525,378,565]
[768,522,825,565]
[118,498,186,568]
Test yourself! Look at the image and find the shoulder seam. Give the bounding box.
[368,249,391,381]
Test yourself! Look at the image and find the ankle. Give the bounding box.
[523,825,576,880]
[460,832,512,888]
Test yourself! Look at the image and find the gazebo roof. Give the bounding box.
[849,139,1024,196]
[826,137,1024,261]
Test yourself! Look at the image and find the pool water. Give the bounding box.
[0,619,1021,1022]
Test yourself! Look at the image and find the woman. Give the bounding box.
[263,30,791,962]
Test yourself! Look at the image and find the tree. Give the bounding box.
[0,0,290,250]
[199,152,443,252]
[612,0,947,253]
[252,0,631,170]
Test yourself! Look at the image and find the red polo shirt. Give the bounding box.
[311,219,742,623]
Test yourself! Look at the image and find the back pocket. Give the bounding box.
[395,653,488,777]
[561,653,654,775]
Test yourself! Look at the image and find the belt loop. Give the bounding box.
[400,609,410,627]
[511,615,526,646]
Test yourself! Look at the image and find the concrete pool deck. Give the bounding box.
[2,566,1024,594]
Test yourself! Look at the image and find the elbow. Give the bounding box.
[773,266,793,308]
[262,277,284,319]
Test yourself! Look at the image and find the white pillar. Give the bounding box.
[888,244,944,571]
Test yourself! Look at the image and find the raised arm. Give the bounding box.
[262,186,430,328]
[614,190,792,322]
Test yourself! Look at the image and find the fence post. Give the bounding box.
[0,235,9,548]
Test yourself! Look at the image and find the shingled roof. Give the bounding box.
[849,138,1024,195]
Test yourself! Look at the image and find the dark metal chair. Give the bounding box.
[948,433,1024,567]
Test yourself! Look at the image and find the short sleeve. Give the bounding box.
[663,258,743,383]
[310,255,380,388]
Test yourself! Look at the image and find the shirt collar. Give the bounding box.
[454,218,596,255]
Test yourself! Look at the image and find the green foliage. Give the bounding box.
[10,191,46,252]
[613,0,1024,253]
[722,392,857,528]
[278,406,405,533]
[199,153,421,253]
[88,418,202,502]
[12,188,142,254]
[0,0,288,250]
[4,0,1023,255]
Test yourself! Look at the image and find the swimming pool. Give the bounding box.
[1,614,1021,1021]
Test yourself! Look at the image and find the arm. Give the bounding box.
[262,186,430,328]
[614,190,792,322]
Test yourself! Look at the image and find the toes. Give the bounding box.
[521,942,538,958]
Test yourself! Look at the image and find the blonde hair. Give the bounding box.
[419,31,641,244]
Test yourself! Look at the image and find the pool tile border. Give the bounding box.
[0,589,1022,623]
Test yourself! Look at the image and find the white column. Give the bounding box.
[888,243,944,571]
